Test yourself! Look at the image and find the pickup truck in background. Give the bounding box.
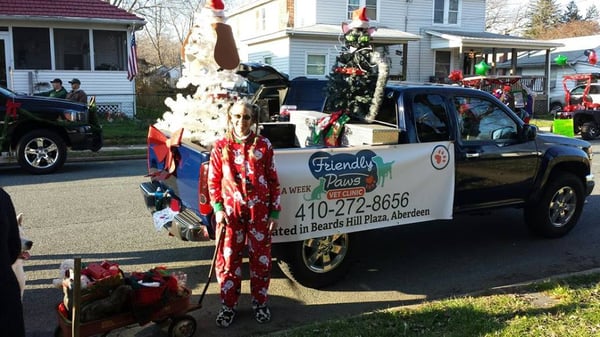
[0,86,102,174]
[141,64,595,289]
[557,73,600,140]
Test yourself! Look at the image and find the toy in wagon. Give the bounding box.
[53,259,197,337]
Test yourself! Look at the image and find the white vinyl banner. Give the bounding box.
[271,142,455,243]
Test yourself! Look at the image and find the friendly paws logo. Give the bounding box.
[431,145,450,170]
[305,150,394,200]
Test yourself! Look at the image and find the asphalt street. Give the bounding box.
[1,136,599,337]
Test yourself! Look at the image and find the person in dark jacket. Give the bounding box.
[66,78,88,104]
[0,187,25,337]
[35,78,67,99]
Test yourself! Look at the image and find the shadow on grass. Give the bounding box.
[280,274,600,337]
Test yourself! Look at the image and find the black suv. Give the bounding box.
[0,86,102,174]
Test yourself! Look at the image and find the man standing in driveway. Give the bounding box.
[66,78,87,104]
[35,78,67,99]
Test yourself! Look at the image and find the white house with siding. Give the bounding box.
[226,0,563,95]
[0,0,146,117]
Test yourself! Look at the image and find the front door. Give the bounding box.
[0,31,11,88]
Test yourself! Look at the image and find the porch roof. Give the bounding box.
[290,24,422,45]
[497,35,600,68]
[425,29,563,53]
[242,24,421,46]
[0,0,145,26]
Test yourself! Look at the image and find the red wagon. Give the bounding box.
[54,288,199,337]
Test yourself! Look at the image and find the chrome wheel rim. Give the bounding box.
[549,186,577,227]
[24,137,59,169]
[302,234,349,273]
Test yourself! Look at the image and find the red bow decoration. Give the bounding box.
[448,70,463,82]
[6,101,22,119]
[147,125,184,174]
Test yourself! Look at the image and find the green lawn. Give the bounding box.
[100,118,152,145]
[271,273,600,337]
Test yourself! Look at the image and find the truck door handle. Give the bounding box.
[465,152,480,158]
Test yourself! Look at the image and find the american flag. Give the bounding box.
[127,32,138,81]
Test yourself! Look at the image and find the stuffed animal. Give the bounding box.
[80,284,133,322]
[52,259,91,289]
[52,259,93,311]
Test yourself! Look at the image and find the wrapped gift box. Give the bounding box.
[341,123,400,146]
[289,110,329,147]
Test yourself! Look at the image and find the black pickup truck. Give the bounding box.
[141,64,595,288]
[0,86,102,174]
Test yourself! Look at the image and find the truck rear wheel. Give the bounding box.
[525,172,584,238]
[580,121,600,140]
[17,130,67,174]
[276,233,353,289]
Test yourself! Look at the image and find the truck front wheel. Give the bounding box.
[17,130,67,174]
[276,233,353,289]
[525,172,585,238]
[580,121,600,140]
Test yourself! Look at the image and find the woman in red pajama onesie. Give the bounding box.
[208,101,281,328]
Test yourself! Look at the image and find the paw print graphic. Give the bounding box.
[365,175,377,191]
[431,145,450,170]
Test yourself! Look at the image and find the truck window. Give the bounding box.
[412,94,450,142]
[375,94,398,126]
[454,96,518,142]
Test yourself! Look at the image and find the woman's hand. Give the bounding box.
[267,218,278,232]
[215,210,228,225]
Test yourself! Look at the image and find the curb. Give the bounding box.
[67,154,147,162]
[67,145,146,162]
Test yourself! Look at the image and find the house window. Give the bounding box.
[434,51,451,82]
[54,29,91,70]
[306,54,326,76]
[256,8,266,31]
[12,28,51,70]
[93,30,126,71]
[264,56,272,65]
[348,0,377,21]
[434,0,460,25]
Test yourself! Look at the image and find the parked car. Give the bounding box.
[0,86,102,174]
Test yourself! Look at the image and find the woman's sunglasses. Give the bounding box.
[232,114,252,121]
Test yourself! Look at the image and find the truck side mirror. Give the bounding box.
[520,124,537,141]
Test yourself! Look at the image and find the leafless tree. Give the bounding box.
[485,0,529,36]
[106,0,204,69]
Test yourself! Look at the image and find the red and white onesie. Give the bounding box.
[208,131,281,308]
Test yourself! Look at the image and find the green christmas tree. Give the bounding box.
[324,7,388,122]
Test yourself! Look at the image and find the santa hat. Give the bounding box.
[207,0,225,18]
[350,7,369,29]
